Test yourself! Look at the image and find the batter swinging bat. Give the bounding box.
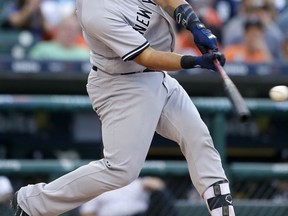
[214,59,250,122]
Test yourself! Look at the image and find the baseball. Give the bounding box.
[269,85,288,101]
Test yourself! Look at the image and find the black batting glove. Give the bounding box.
[180,52,225,71]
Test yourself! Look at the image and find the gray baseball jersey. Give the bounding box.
[76,0,175,74]
[16,1,230,215]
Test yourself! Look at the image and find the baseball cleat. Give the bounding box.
[11,191,29,216]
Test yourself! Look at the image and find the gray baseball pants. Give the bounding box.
[17,70,227,216]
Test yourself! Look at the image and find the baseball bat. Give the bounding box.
[214,59,250,122]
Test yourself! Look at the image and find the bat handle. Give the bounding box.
[213,59,221,70]
[213,58,226,80]
[211,50,225,75]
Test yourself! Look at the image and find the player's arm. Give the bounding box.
[134,46,182,71]
[154,0,188,16]
[134,46,224,71]
[155,0,219,54]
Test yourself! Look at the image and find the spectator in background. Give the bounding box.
[1,0,51,40]
[79,177,179,216]
[0,176,13,216]
[277,5,288,36]
[40,0,87,49]
[222,0,256,47]
[253,0,284,61]
[214,0,238,24]
[41,0,76,31]
[222,0,284,61]
[28,14,90,61]
[223,17,272,63]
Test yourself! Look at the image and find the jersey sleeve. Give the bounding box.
[86,12,150,61]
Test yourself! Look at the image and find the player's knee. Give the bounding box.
[104,159,139,188]
[203,180,235,216]
[116,171,138,188]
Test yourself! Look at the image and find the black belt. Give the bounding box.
[92,65,156,75]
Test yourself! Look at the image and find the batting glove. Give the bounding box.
[191,22,218,54]
[194,52,225,71]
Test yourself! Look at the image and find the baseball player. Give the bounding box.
[12,0,235,216]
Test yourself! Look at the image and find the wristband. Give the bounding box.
[174,4,200,30]
[180,55,198,69]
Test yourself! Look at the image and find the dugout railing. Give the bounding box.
[0,95,287,215]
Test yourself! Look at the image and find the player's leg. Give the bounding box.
[156,74,235,216]
[14,72,167,216]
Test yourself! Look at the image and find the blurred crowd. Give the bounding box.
[0,0,287,63]
[0,0,89,60]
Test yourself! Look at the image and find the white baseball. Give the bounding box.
[269,85,288,102]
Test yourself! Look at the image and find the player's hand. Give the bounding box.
[194,52,225,71]
[191,22,218,54]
